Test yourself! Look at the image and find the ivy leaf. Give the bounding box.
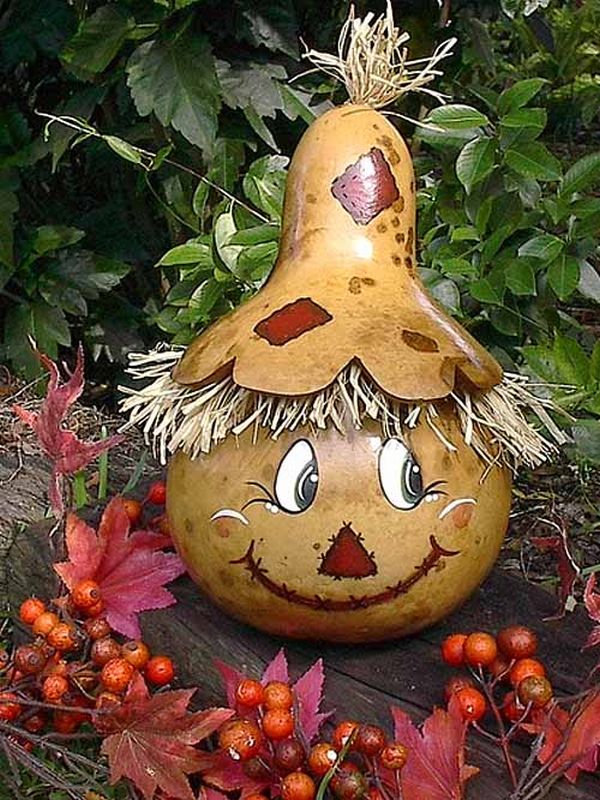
[100,672,233,800]
[505,142,562,181]
[54,497,186,636]
[61,5,134,76]
[497,78,547,115]
[548,254,580,301]
[12,345,122,513]
[455,138,495,194]
[216,60,286,120]
[391,698,478,800]
[127,32,220,156]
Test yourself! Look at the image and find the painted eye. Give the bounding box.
[378,438,424,510]
[274,439,319,514]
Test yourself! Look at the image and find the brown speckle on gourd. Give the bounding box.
[395,232,405,244]
[402,330,439,353]
[392,254,402,267]
[349,277,362,294]
[376,222,387,233]
[391,216,400,228]
[306,193,317,204]
[405,256,414,275]
[405,227,414,252]
[393,198,405,213]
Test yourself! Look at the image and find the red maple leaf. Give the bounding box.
[531,524,581,619]
[12,345,122,514]
[390,697,478,800]
[583,574,600,649]
[532,692,600,782]
[54,496,186,637]
[100,672,233,800]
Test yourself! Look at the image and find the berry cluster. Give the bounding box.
[216,678,409,800]
[0,577,174,743]
[122,480,169,533]
[441,625,552,725]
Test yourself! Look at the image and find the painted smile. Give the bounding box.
[230,536,460,611]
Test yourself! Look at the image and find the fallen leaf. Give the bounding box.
[531,525,581,619]
[12,345,122,514]
[292,658,333,743]
[54,497,186,637]
[100,673,233,800]
[390,697,478,800]
[583,574,600,649]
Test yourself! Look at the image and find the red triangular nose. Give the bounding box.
[318,523,377,579]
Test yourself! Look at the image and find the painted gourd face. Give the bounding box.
[161,104,515,642]
[167,412,511,643]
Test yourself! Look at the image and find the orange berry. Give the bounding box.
[32,611,59,637]
[53,710,82,734]
[264,680,293,710]
[441,633,467,667]
[122,498,143,525]
[463,632,497,668]
[83,598,105,618]
[19,597,46,625]
[263,707,294,740]
[355,724,386,756]
[308,742,338,776]
[497,626,537,661]
[91,637,121,667]
[455,687,486,722]
[121,640,150,670]
[380,742,409,771]
[72,579,101,611]
[14,644,46,675]
[0,648,9,669]
[509,658,545,687]
[83,617,111,640]
[218,717,262,760]
[145,655,175,686]
[235,678,265,707]
[47,623,79,652]
[444,675,475,703]
[147,481,167,505]
[101,658,135,694]
[42,674,69,703]
[502,691,525,723]
[0,691,22,721]
[274,737,305,771]
[332,720,359,750]
[281,771,316,800]
[517,675,553,708]
[23,712,46,733]
[330,763,367,800]
[45,657,68,678]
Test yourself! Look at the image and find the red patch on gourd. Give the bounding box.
[331,148,400,225]
[319,524,377,579]
[254,298,333,346]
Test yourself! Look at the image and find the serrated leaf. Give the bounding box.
[217,60,286,119]
[61,5,134,75]
[518,234,564,261]
[241,1,298,58]
[505,142,562,181]
[497,78,547,115]
[158,241,213,267]
[425,104,489,130]
[560,152,600,197]
[506,260,536,295]
[548,254,580,301]
[127,32,220,156]
[455,138,495,194]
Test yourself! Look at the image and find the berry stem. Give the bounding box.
[478,670,518,789]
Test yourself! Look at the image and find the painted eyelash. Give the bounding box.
[411,479,448,510]
[242,480,278,512]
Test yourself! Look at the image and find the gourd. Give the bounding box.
[123,6,564,643]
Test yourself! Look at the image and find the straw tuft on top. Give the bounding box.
[303,2,456,109]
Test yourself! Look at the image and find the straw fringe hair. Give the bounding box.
[119,346,569,472]
[302,2,456,109]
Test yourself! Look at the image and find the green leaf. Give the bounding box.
[490,306,522,337]
[518,234,564,261]
[571,420,600,464]
[450,226,479,242]
[32,225,85,256]
[419,269,461,313]
[230,225,280,245]
[456,138,496,194]
[0,172,19,273]
[48,86,106,172]
[243,106,279,151]
[469,276,504,305]
[499,108,546,146]
[548,255,580,301]
[105,136,143,165]
[578,259,600,303]
[243,155,288,221]
[157,241,212,267]
[590,342,600,382]
[236,241,278,283]
[279,85,317,125]
[505,142,562,181]
[241,0,299,58]
[438,257,478,277]
[216,60,286,119]
[480,224,514,264]
[61,5,134,75]
[497,78,547,116]
[214,209,243,272]
[522,345,560,383]
[188,278,222,313]
[553,334,589,386]
[575,210,600,239]
[127,32,220,156]
[505,260,536,295]
[416,125,480,149]
[191,139,246,217]
[560,152,600,198]
[425,104,489,130]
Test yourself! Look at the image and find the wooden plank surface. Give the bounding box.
[7,523,600,799]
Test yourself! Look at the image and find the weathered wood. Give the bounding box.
[7,522,600,798]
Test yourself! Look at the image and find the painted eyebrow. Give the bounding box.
[210,509,250,525]
[438,497,477,520]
